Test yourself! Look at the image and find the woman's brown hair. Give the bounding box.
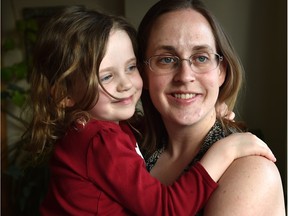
[137,0,245,158]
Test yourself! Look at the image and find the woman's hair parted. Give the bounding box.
[22,6,138,163]
[136,0,245,157]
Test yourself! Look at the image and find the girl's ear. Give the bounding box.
[62,96,75,107]
[51,86,75,108]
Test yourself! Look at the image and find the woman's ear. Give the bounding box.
[218,61,227,87]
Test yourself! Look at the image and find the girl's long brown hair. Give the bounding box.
[22,6,138,163]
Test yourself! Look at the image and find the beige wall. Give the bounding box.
[124,0,157,27]
[2,0,287,199]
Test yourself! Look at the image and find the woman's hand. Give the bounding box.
[216,102,235,121]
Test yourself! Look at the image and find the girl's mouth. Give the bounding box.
[114,95,134,105]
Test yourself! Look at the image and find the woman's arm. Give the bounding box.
[203,156,286,216]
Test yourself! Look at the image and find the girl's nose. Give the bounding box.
[117,75,133,92]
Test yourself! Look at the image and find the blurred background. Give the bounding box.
[1,0,287,215]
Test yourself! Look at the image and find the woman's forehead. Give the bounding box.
[147,9,216,54]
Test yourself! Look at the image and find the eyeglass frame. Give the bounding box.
[144,52,223,74]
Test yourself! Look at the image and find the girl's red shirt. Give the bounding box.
[40,120,217,215]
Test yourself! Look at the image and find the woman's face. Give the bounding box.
[145,9,225,127]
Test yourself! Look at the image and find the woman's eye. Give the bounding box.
[193,53,210,64]
[100,74,113,83]
[197,56,208,63]
[159,56,177,64]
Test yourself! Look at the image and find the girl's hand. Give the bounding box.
[200,132,276,182]
[224,132,276,162]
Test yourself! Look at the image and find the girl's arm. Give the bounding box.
[87,124,276,215]
[88,126,217,215]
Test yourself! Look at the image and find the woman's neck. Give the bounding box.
[150,111,217,185]
[164,112,217,159]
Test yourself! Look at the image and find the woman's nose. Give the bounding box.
[173,61,196,82]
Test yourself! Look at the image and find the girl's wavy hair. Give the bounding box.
[22,6,138,163]
[137,0,245,158]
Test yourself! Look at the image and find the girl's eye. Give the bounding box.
[100,74,113,83]
[127,64,138,73]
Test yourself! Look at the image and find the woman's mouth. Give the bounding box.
[173,93,196,99]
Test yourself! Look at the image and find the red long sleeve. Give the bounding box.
[40,120,217,215]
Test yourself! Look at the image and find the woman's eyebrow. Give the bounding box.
[192,45,214,52]
[154,44,214,53]
[154,45,176,52]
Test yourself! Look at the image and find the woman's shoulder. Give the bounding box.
[204,156,286,215]
[225,156,283,189]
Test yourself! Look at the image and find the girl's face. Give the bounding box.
[145,9,225,128]
[89,30,143,123]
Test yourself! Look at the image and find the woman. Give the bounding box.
[136,0,286,215]
[24,6,275,215]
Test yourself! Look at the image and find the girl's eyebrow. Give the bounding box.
[99,57,137,73]
[99,66,114,74]
[126,57,137,64]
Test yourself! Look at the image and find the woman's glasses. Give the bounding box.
[145,52,223,75]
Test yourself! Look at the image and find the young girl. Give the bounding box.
[23,6,275,215]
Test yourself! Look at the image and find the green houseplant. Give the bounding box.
[1,18,50,216]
